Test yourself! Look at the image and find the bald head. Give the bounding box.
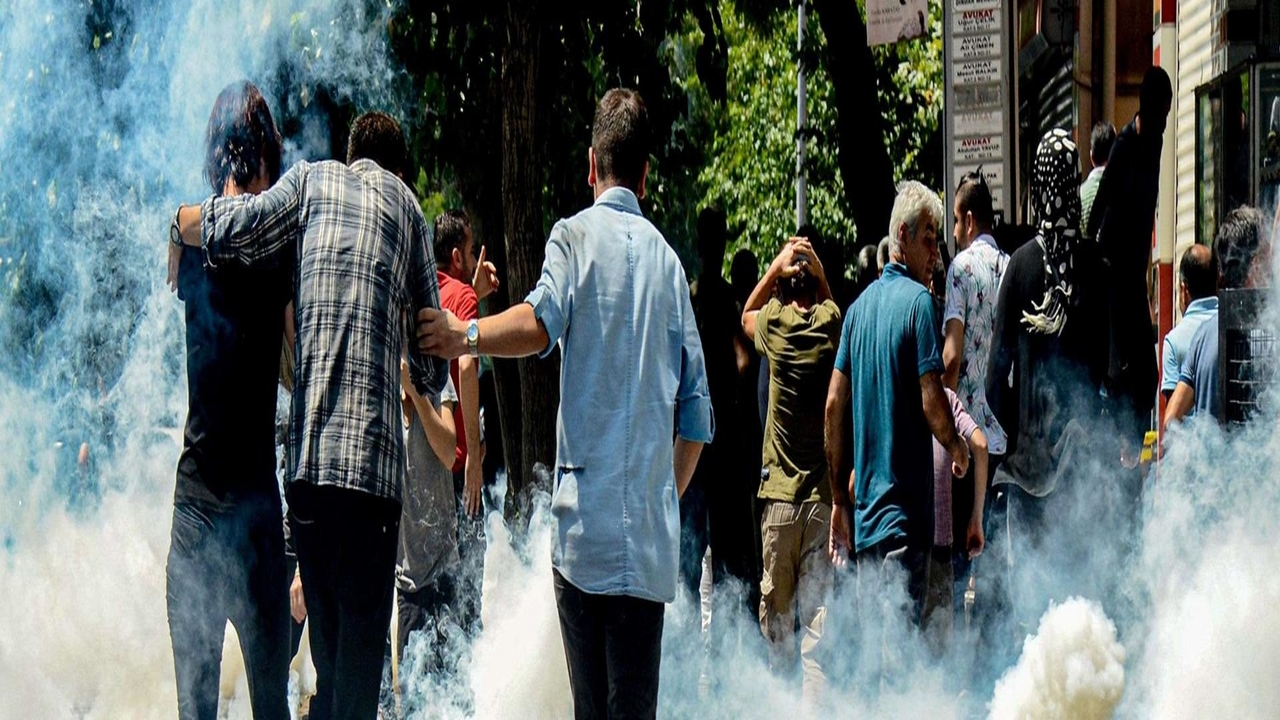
[1180,244,1217,304]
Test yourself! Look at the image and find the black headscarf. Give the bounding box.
[1023,128,1083,335]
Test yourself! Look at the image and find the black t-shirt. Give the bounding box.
[175,246,292,508]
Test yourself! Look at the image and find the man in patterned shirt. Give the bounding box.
[944,172,1008,473]
[942,172,1008,659]
[172,112,448,719]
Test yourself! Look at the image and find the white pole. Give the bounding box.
[796,0,808,229]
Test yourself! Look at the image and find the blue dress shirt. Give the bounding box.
[524,186,714,603]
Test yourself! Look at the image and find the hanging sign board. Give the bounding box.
[866,0,930,46]
[944,0,1015,251]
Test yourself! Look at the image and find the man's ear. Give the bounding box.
[451,246,463,274]
[588,147,597,188]
[637,161,650,200]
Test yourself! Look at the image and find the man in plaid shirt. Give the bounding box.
[173,112,447,718]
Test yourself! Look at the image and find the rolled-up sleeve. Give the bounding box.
[201,161,306,269]
[524,223,573,359]
[674,281,714,444]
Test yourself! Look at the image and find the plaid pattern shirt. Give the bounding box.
[200,159,448,503]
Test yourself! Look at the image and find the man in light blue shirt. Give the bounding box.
[1165,206,1271,429]
[1160,245,1217,399]
[417,88,712,719]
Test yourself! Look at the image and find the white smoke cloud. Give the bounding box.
[0,0,411,716]
[4,1,1280,719]
[989,597,1126,720]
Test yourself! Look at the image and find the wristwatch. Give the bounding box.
[466,319,480,358]
[169,205,184,247]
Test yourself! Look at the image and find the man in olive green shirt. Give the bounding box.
[742,236,841,711]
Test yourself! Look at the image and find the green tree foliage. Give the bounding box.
[694,3,854,274]
[871,0,944,190]
[684,0,943,275]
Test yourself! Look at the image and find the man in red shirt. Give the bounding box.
[433,209,498,633]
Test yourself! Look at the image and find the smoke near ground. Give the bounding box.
[2,2,1280,719]
[989,598,1125,720]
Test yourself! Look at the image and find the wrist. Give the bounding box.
[465,318,480,358]
[169,205,184,247]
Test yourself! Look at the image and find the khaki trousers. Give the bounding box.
[759,499,832,711]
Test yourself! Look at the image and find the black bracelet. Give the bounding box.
[169,205,184,246]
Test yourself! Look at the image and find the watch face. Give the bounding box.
[467,322,479,342]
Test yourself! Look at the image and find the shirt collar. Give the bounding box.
[972,233,998,251]
[883,262,911,280]
[1087,166,1106,180]
[1184,296,1219,316]
[593,186,643,216]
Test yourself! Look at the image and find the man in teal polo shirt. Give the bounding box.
[825,181,969,630]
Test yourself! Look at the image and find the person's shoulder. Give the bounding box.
[1188,311,1219,347]
[817,298,842,319]
[1008,237,1044,268]
[1110,121,1140,156]
[949,247,975,274]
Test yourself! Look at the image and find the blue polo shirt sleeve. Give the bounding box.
[675,281,715,443]
[1178,326,1204,388]
[912,291,944,376]
[523,222,572,359]
[1161,336,1179,394]
[834,309,855,377]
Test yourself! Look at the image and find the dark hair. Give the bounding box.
[347,111,408,178]
[592,89,651,192]
[1090,121,1117,166]
[955,171,994,229]
[1140,66,1173,116]
[1179,244,1217,301]
[697,206,727,264]
[204,81,282,195]
[433,209,472,268]
[1215,206,1266,290]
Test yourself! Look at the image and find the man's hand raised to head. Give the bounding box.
[417,307,467,359]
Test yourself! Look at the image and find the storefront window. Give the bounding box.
[1257,63,1280,219]
[1222,70,1249,216]
[1198,89,1219,247]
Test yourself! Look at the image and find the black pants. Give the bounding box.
[554,570,665,720]
[166,494,290,720]
[288,482,400,720]
[678,463,760,600]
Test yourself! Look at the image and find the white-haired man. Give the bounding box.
[825,181,968,632]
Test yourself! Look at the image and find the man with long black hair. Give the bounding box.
[165,80,291,720]
[172,110,448,719]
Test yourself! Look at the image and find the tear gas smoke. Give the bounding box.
[989,598,1125,720]
[3,2,1280,719]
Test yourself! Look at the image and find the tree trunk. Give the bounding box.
[502,0,558,493]
[814,0,897,249]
